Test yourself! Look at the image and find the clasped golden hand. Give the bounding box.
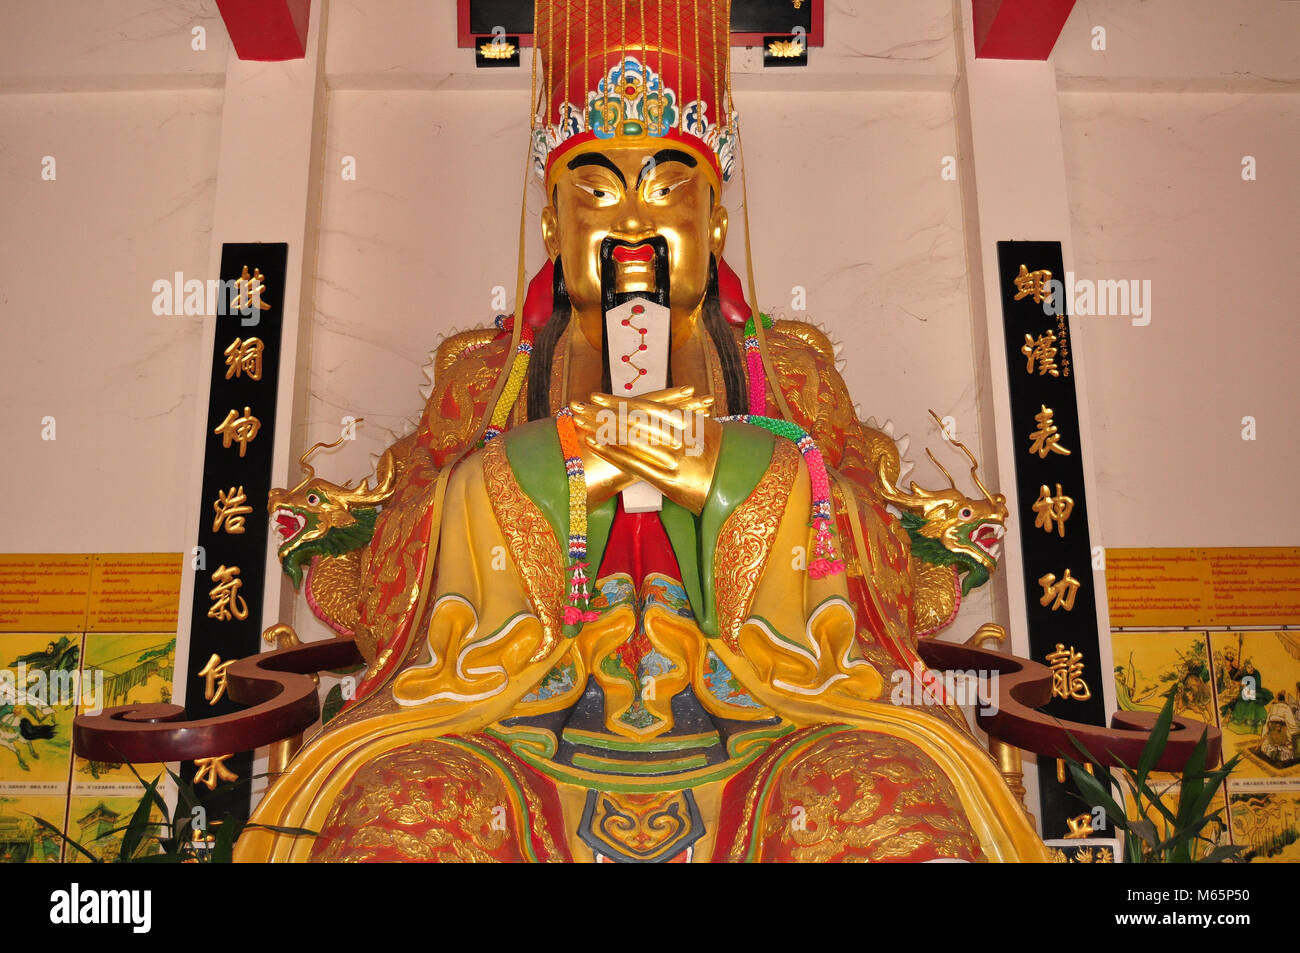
[570,385,722,514]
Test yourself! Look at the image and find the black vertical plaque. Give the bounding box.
[997,240,1107,838]
[182,242,287,822]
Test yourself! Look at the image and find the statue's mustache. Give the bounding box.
[599,235,671,312]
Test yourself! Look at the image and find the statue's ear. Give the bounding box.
[541,204,560,260]
[710,205,728,258]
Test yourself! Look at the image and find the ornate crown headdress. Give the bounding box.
[476,0,795,443]
[531,0,736,188]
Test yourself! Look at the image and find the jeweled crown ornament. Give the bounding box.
[531,0,736,187]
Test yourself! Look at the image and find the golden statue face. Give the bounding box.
[542,143,727,350]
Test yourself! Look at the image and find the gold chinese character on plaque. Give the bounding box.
[214,406,261,457]
[1021,331,1061,377]
[1063,813,1096,839]
[193,754,239,790]
[1012,264,1054,306]
[1046,642,1092,701]
[1031,483,1075,537]
[223,336,265,381]
[195,653,235,705]
[1038,568,1082,612]
[1027,404,1072,459]
[212,485,253,535]
[207,564,249,622]
[231,265,271,313]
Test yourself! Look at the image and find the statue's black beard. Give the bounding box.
[526,250,749,422]
[598,236,672,394]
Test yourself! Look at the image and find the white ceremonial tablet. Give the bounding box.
[605,297,670,513]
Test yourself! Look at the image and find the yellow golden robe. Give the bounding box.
[235,321,1047,862]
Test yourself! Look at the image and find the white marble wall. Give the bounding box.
[0,0,227,91]
[0,0,225,557]
[0,89,222,553]
[1060,90,1300,547]
[1051,0,1300,551]
[1054,0,1300,90]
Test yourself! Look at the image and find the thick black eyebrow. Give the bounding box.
[566,152,626,188]
[637,149,698,187]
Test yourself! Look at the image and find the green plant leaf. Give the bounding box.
[1128,771,1180,828]
[1064,729,1105,769]
[1138,689,1177,786]
[122,762,169,820]
[321,683,345,725]
[1174,730,1209,831]
[119,774,163,862]
[242,823,318,837]
[167,763,201,816]
[210,818,242,864]
[1065,760,1127,830]
[1128,818,1159,849]
[170,815,195,859]
[1184,762,1239,834]
[29,813,100,864]
[1151,815,1216,859]
[1197,844,1247,864]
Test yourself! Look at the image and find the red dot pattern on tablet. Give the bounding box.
[619,304,651,391]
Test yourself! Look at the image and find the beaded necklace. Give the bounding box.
[713,413,845,580]
[737,312,845,577]
[556,407,600,625]
[480,314,536,446]
[743,313,772,416]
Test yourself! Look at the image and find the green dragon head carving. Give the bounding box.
[876,412,1009,597]
[268,431,397,589]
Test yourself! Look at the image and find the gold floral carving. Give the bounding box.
[482,437,565,662]
[714,439,800,650]
[755,733,983,862]
[306,549,367,654]
[854,491,908,606]
[828,482,863,578]
[311,739,561,862]
[770,320,834,362]
[910,556,959,638]
[765,329,821,425]
[435,328,499,379]
[723,730,806,863]
[360,482,429,646]
[422,338,511,463]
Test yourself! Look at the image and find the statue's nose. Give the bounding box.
[613,200,654,239]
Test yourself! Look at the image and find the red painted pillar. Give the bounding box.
[972,0,1077,60]
[215,0,311,61]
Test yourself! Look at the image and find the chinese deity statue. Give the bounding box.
[235,0,1047,863]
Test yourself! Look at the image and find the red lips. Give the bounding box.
[611,244,655,263]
